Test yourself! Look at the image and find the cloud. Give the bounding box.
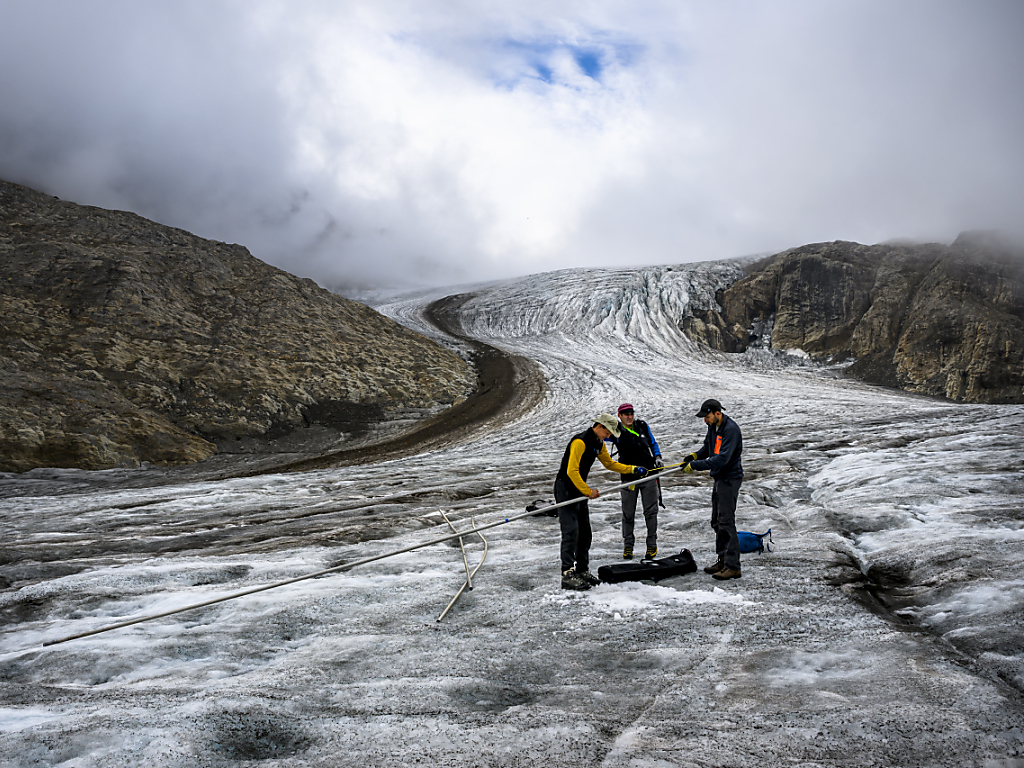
[1,1,1022,290]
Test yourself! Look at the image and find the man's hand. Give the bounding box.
[652,457,664,469]
[588,489,600,499]
[634,466,648,477]
[686,452,698,462]
[682,463,694,474]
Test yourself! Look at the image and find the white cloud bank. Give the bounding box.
[1,0,1022,289]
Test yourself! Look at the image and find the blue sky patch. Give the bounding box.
[573,49,603,79]
[495,35,642,87]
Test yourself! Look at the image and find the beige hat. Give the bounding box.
[594,413,621,438]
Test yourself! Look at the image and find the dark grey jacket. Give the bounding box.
[690,415,743,480]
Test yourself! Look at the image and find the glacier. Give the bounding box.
[1,260,1022,767]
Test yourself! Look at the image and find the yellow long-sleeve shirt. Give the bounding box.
[566,438,636,495]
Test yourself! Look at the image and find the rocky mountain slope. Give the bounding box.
[0,179,475,472]
[682,233,1024,403]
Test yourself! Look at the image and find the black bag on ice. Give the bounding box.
[526,499,558,517]
[597,549,698,584]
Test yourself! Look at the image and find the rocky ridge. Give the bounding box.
[0,179,475,472]
[682,233,1024,402]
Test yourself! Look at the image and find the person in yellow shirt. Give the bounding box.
[554,413,647,590]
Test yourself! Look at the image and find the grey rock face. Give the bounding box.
[686,236,1024,403]
[0,179,475,472]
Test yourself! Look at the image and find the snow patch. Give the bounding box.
[541,582,753,620]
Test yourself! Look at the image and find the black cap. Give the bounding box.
[696,398,723,417]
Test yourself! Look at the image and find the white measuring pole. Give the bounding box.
[436,514,488,623]
[42,467,680,646]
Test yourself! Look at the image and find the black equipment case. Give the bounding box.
[597,549,698,584]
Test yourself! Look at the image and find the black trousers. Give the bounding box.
[711,477,742,570]
[554,479,591,573]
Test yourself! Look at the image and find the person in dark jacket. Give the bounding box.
[683,398,744,580]
[611,403,663,561]
[555,413,646,590]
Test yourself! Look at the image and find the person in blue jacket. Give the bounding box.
[683,398,744,580]
[611,403,664,561]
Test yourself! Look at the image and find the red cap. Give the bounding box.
[617,403,634,414]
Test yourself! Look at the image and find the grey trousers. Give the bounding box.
[620,479,659,551]
[711,477,742,570]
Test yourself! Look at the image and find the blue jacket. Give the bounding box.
[691,415,743,480]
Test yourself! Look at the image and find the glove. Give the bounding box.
[686,452,698,462]
[682,463,694,474]
[634,466,648,477]
[652,457,664,469]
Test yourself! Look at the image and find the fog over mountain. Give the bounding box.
[2,262,1022,766]
[1,1,1023,289]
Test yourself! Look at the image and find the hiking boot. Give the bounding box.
[578,570,601,587]
[642,547,658,561]
[622,547,633,560]
[561,568,592,591]
[703,558,725,575]
[712,567,742,581]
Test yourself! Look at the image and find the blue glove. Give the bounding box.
[634,466,648,477]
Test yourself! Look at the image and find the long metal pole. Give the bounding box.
[437,516,488,623]
[439,508,473,589]
[42,467,680,647]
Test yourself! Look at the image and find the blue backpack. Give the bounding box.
[737,529,773,554]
